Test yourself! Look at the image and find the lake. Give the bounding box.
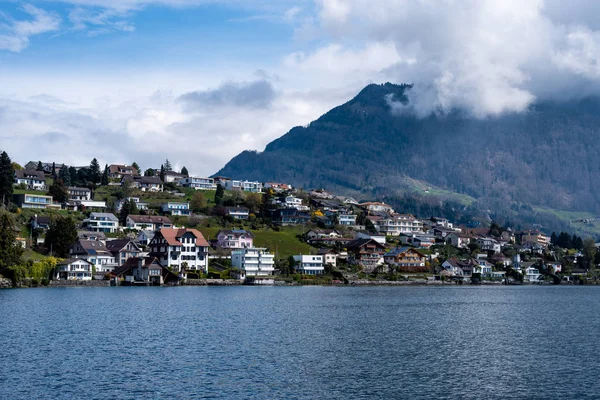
[1,286,599,399]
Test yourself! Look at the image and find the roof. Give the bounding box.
[217,229,254,238]
[385,247,425,257]
[345,238,385,250]
[15,169,46,180]
[128,215,172,224]
[31,216,51,225]
[106,238,140,252]
[72,239,113,256]
[57,258,93,266]
[226,206,249,213]
[157,228,210,247]
[317,248,337,255]
[68,186,91,192]
[89,213,118,221]
[77,230,107,240]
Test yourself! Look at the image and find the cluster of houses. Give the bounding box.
[14,161,567,284]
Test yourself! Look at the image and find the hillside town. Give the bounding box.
[0,154,598,287]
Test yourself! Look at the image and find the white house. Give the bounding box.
[355,231,386,245]
[226,207,250,220]
[231,247,275,278]
[445,233,470,249]
[369,214,423,236]
[148,228,210,272]
[179,176,216,190]
[292,255,324,275]
[126,215,172,231]
[67,187,91,202]
[524,266,543,282]
[317,248,338,268]
[69,240,118,276]
[14,170,46,190]
[82,213,119,233]
[114,197,149,212]
[216,229,254,249]
[223,180,263,193]
[161,202,190,216]
[338,213,358,226]
[285,196,309,211]
[55,258,93,281]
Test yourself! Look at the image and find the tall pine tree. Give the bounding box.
[181,166,189,176]
[89,158,101,184]
[36,161,43,171]
[0,152,14,207]
[101,164,109,186]
[59,165,71,186]
[164,159,172,172]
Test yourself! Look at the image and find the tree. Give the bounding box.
[164,159,172,172]
[132,162,140,174]
[51,162,56,179]
[144,168,155,177]
[0,151,14,207]
[215,184,224,206]
[159,164,165,182]
[89,158,101,184]
[101,164,109,186]
[77,167,90,186]
[45,216,77,258]
[181,166,189,176]
[69,166,78,185]
[12,162,23,171]
[119,198,138,225]
[48,179,69,203]
[36,161,44,171]
[59,165,71,186]
[244,192,262,213]
[190,191,207,213]
[582,238,597,271]
[0,212,23,270]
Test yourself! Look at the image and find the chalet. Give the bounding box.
[216,229,254,249]
[111,257,179,285]
[126,215,172,231]
[54,259,94,281]
[14,170,46,190]
[109,164,138,179]
[345,238,386,272]
[106,238,143,265]
[149,228,210,272]
[384,247,427,272]
[69,239,118,276]
[67,187,91,202]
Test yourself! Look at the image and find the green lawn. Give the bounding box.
[533,206,600,236]
[22,249,51,262]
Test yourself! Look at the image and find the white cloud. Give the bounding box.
[0,4,60,52]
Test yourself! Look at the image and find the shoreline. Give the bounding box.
[1,278,590,288]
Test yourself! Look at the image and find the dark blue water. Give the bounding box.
[1,286,600,399]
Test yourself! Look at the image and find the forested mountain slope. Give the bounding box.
[216,83,600,217]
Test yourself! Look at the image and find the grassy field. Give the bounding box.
[402,177,476,206]
[197,225,314,259]
[533,206,600,236]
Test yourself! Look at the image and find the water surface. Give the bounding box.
[1,286,599,399]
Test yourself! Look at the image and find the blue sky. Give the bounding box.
[2,0,600,176]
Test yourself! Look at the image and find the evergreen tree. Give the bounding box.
[550,232,557,245]
[89,158,101,184]
[48,179,69,203]
[181,166,189,176]
[215,183,224,206]
[59,165,71,186]
[582,238,597,270]
[132,162,140,175]
[77,167,90,185]
[36,161,43,172]
[0,151,14,207]
[45,216,77,258]
[164,159,172,172]
[0,212,23,270]
[119,198,138,225]
[51,162,56,179]
[69,166,78,186]
[101,164,109,186]
[144,168,155,177]
[160,164,165,182]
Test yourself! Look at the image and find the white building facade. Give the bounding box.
[292,255,324,275]
[231,248,275,277]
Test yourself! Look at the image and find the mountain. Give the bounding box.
[215,83,600,233]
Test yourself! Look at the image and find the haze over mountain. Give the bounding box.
[216,82,600,232]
